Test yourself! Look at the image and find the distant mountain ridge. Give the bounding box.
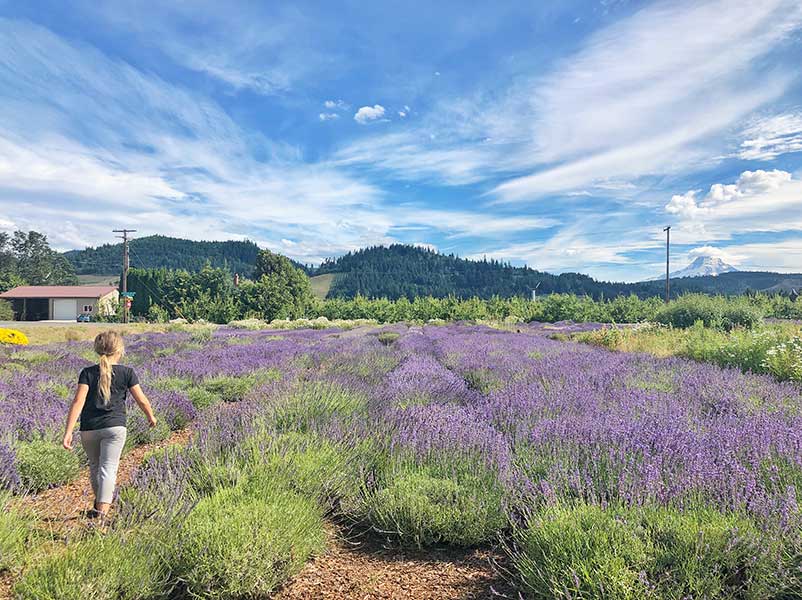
[64,235,309,276]
[65,238,802,300]
[317,245,802,300]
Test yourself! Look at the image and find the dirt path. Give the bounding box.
[20,428,193,536]
[276,525,519,600]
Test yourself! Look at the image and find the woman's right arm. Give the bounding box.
[63,384,88,450]
[130,384,158,428]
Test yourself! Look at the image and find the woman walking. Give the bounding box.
[62,331,157,517]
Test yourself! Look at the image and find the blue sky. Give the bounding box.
[1,0,802,281]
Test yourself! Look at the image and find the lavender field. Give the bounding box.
[2,322,802,599]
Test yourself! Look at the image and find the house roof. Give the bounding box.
[0,285,118,299]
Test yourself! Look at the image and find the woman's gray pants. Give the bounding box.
[79,426,127,504]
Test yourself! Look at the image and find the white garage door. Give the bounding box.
[53,299,77,320]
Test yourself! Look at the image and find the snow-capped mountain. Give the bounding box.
[664,256,738,279]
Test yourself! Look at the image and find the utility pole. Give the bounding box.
[663,226,671,303]
[113,229,137,323]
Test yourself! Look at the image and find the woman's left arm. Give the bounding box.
[63,384,88,450]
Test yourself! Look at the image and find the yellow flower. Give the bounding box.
[0,328,29,345]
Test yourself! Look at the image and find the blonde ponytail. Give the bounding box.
[98,353,113,404]
[93,331,125,405]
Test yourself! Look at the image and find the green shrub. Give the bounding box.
[721,302,764,330]
[654,295,764,331]
[762,336,802,382]
[201,368,280,402]
[242,432,363,511]
[0,491,30,572]
[377,331,400,345]
[150,376,191,392]
[367,466,506,548]
[0,299,13,320]
[463,367,504,393]
[14,527,171,600]
[187,386,222,410]
[15,440,81,492]
[642,507,773,599]
[186,454,245,498]
[174,486,324,599]
[13,350,54,364]
[270,383,367,433]
[512,504,778,600]
[189,324,215,343]
[146,304,170,323]
[513,503,651,599]
[655,294,723,329]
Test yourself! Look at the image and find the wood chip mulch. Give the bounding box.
[275,524,520,600]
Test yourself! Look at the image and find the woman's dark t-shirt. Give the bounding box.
[77,364,139,431]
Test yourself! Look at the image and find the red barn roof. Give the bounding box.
[0,285,118,299]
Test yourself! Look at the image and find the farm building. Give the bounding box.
[0,285,119,321]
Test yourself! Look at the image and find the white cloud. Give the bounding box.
[687,245,743,264]
[738,111,802,160]
[665,170,802,243]
[466,222,660,274]
[319,112,340,121]
[354,104,386,124]
[324,99,349,110]
[666,169,793,219]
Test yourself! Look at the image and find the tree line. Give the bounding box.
[124,257,802,325]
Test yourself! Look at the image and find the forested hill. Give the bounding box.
[64,235,308,275]
[316,244,802,300]
[317,245,621,299]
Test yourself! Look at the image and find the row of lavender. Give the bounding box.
[5,323,802,597]
[0,327,331,491]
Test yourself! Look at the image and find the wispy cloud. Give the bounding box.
[86,2,330,95]
[493,0,802,201]
[0,18,559,262]
[333,1,802,200]
[738,111,802,160]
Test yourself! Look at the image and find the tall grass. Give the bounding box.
[577,321,802,383]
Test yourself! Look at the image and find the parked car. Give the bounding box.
[76,313,93,323]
